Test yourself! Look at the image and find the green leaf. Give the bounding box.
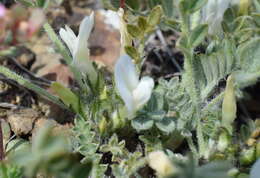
[176,35,190,57]
[252,13,260,27]
[147,5,163,27]
[148,110,166,121]
[148,0,161,8]
[139,134,163,154]
[196,161,231,178]
[194,39,237,101]
[0,163,23,178]
[234,70,260,88]
[146,93,164,111]
[131,117,154,131]
[238,37,260,72]
[8,124,91,177]
[73,117,99,157]
[35,0,49,8]
[163,18,181,31]
[51,82,80,113]
[126,0,140,10]
[253,0,260,13]
[162,0,174,17]
[127,24,142,38]
[43,23,72,65]
[138,16,148,32]
[15,0,35,7]
[100,134,126,160]
[0,66,66,110]
[189,24,208,48]
[125,46,140,61]
[111,164,126,178]
[179,0,207,14]
[155,117,176,133]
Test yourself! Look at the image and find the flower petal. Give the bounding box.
[114,60,134,114]
[73,12,97,83]
[59,27,76,55]
[115,55,140,115]
[132,76,154,110]
[115,55,139,91]
[78,12,94,49]
[73,12,94,62]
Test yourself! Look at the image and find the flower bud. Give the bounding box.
[217,129,230,152]
[239,147,256,166]
[98,117,108,135]
[148,151,175,177]
[239,0,250,15]
[222,75,237,134]
[111,110,125,130]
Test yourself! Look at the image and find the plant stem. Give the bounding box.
[183,51,206,158]
[43,23,72,65]
[186,136,198,160]
[43,23,85,89]
[0,66,67,110]
[0,119,4,161]
[202,91,225,113]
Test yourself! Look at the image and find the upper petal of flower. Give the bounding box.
[73,12,94,69]
[132,76,154,110]
[59,26,77,55]
[77,12,94,51]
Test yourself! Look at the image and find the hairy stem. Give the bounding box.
[0,119,4,161]
[183,51,206,158]
[0,66,67,110]
[186,136,198,161]
[202,91,225,113]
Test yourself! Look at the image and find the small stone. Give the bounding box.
[7,108,41,136]
[32,118,72,140]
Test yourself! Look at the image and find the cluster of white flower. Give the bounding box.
[59,9,154,118]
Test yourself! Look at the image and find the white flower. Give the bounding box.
[59,12,97,84]
[202,0,237,35]
[100,8,131,54]
[250,158,260,178]
[100,9,121,30]
[114,55,154,117]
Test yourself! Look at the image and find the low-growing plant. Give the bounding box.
[0,0,260,177]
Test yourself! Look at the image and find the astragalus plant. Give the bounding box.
[0,0,260,177]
